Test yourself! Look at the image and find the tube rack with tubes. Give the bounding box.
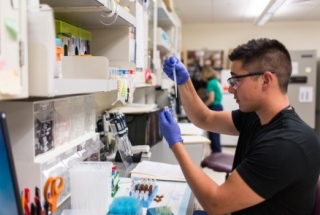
[129,178,158,208]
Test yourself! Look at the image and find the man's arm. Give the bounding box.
[171,143,265,214]
[178,79,238,135]
[163,57,237,135]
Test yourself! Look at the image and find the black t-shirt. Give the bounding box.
[231,108,320,215]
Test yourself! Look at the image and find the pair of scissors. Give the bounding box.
[43,176,64,213]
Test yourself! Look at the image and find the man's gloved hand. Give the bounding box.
[163,56,190,85]
[159,109,183,148]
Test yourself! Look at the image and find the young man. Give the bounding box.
[160,38,320,214]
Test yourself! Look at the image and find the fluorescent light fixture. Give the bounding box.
[255,0,286,26]
[256,13,273,26]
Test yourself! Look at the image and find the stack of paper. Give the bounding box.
[130,161,186,182]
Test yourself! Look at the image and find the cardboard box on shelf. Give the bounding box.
[163,0,174,12]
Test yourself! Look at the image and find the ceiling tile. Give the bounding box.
[173,0,320,24]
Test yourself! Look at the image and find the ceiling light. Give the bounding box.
[255,0,286,26]
[256,13,273,26]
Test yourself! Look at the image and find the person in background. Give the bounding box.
[159,38,320,214]
[200,66,223,153]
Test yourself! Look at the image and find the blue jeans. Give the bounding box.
[193,210,208,215]
[208,104,223,153]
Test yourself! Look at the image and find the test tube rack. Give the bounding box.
[130,184,159,208]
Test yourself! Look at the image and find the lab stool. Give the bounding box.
[200,152,234,180]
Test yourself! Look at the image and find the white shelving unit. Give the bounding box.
[157,0,177,27]
[156,0,181,57]
[90,28,134,62]
[40,0,136,28]
[28,0,137,97]
[153,0,181,87]
[0,0,140,210]
[29,54,118,96]
[157,27,171,54]
[0,0,182,213]
[0,96,102,208]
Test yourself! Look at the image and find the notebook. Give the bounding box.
[0,112,23,215]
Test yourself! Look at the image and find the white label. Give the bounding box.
[299,86,313,103]
[292,62,298,75]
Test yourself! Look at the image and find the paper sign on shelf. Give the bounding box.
[0,70,22,95]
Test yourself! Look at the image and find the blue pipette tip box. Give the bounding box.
[130,185,158,208]
[107,196,142,215]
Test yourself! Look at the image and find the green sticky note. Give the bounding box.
[5,18,19,39]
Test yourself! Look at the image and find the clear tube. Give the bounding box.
[173,66,177,98]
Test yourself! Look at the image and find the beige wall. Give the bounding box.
[181,21,320,69]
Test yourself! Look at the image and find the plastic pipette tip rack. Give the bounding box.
[129,180,158,208]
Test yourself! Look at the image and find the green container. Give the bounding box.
[55,20,91,41]
[78,28,91,41]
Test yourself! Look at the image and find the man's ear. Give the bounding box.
[263,72,273,85]
[261,72,272,90]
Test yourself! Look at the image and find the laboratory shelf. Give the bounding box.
[157,44,171,54]
[0,97,103,209]
[28,50,116,96]
[53,79,115,96]
[34,132,98,164]
[109,61,136,70]
[41,0,136,28]
[157,27,171,54]
[32,78,117,97]
[157,0,176,27]
[135,83,153,88]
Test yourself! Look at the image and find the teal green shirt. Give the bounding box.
[207,78,222,105]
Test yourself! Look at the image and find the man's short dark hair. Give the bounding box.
[228,38,292,93]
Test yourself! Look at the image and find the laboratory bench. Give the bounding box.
[56,135,209,215]
[119,137,208,215]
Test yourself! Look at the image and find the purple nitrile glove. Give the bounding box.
[159,109,183,148]
[163,56,190,85]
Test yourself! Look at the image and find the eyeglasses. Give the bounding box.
[227,70,276,90]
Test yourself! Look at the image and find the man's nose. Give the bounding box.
[228,85,235,93]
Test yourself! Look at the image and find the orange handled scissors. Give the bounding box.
[43,176,64,212]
